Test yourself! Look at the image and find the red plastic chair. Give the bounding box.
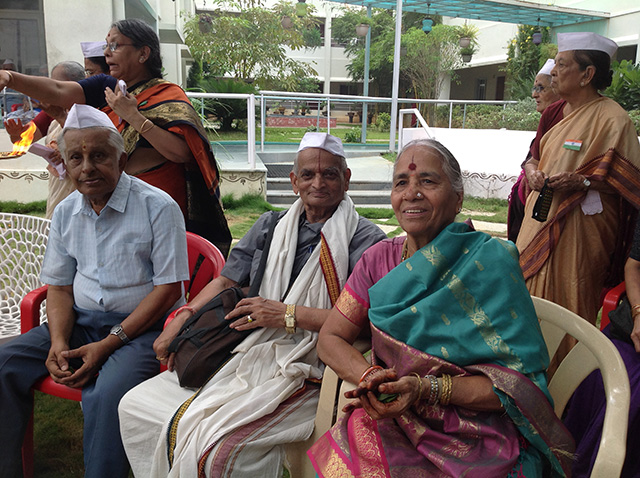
[600,281,626,331]
[20,231,225,478]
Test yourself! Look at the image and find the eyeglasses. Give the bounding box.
[106,42,135,52]
[531,85,546,94]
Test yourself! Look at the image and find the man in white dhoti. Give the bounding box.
[118,132,386,477]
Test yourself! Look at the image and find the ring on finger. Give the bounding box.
[247,315,253,323]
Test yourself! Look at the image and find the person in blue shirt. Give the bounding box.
[0,104,189,478]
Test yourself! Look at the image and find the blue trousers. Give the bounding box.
[0,307,161,478]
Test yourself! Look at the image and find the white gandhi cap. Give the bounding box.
[537,59,555,77]
[297,132,345,157]
[64,104,117,131]
[81,41,107,58]
[557,32,618,58]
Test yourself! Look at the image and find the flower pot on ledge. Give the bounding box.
[461,54,472,63]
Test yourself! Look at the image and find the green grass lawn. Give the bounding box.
[208,125,392,144]
[6,193,507,476]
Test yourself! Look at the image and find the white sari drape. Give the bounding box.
[149,195,359,477]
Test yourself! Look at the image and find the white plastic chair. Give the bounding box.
[533,296,630,478]
[289,297,632,478]
[0,212,50,338]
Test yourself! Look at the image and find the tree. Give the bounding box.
[401,25,462,102]
[183,0,319,88]
[331,8,396,98]
[504,25,555,100]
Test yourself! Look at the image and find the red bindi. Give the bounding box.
[408,161,417,171]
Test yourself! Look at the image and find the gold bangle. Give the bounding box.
[4,70,13,86]
[138,118,154,134]
[412,372,423,404]
[632,304,640,317]
[440,374,453,406]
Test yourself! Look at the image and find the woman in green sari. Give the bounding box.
[308,139,574,477]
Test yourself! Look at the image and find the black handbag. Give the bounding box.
[608,294,634,345]
[168,212,278,388]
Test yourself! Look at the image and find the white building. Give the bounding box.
[0,0,193,86]
[0,0,638,100]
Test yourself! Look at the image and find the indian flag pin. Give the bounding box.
[563,139,583,151]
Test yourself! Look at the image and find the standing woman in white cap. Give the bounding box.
[517,32,640,370]
[0,19,231,256]
[507,58,561,243]
[81,41,110,77]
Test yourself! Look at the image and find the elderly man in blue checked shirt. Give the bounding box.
[0,104,189,478]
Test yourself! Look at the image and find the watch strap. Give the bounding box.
[110,324,130,344]
[285,304,296,334]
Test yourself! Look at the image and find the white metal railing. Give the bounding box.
[398,108,435,151]
[184,90,519,167]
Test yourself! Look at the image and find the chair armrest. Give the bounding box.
[20,285,49,334]
[601,281,626,331]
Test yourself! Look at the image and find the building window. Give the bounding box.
[475,79,486,100]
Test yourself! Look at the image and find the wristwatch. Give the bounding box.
[110,324,130,344]
[284,304,297,334]
[582,177,591,189]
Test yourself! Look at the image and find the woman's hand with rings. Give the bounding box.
[226,297,287,331]
[354,374,424,420]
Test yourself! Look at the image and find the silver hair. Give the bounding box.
[395,139,464,193]
[57,127,125,163]
[536,73,553,85]
[51,61,86,81]
[292,150,348,175]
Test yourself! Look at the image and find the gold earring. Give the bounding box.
[580,81,584,87]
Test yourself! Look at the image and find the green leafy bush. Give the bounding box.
[605,60,640,111]
[628,110,640,135]
[344,127,361,143]
[498,98,541,131]
[433,100,540,131]
[375,112,391,132]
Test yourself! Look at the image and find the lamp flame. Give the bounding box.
[10,121,37,157]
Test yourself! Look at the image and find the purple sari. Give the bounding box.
[308,226,573,477]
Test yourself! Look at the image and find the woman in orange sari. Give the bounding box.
[517,33,640,328]
[0,19,231,255]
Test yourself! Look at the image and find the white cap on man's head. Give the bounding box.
[557,32,618,58]
[65,104,117,131]
[297,132,345,157]
[537,59,555,77]
[81,41,107,58]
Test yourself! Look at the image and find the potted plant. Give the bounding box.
[355,17,371,37]
[198,14,213,34]
[457,22,478,49]
[460,46,475,63]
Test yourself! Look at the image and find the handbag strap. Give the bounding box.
[248,211,279,297]
[185,253,205,302]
